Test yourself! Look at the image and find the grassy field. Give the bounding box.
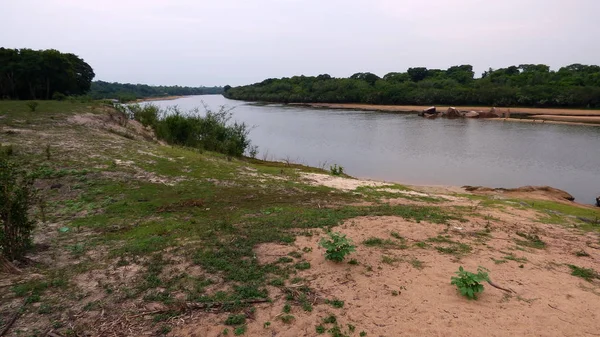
[1,100,599,336]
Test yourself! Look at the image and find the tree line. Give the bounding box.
[0,48,95,100]
[224,64,600,108]
[89,81,224,102]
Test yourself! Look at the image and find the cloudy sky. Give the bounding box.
[2,0,599,86]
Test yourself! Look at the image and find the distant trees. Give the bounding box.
[89,81,224,102]
[0,48,94,100]
[225,64,600,108]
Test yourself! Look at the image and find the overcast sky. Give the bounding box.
[2,0,599,86]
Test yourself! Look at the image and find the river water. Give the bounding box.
[148,95,600,204]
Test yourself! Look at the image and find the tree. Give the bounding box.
[407,67,428,82]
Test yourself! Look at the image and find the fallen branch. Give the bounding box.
[0,256,21,275]
[0,306,22,337]
[130,298,271,318]
[487,279,515,293]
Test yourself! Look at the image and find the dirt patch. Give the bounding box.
[68,112,156,142]
[235,214,600,337]
[301,173,390,190]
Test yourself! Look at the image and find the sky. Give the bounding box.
[2,0,599,86]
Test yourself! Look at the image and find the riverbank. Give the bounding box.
[136,95,185,102]
[1,101,599,336]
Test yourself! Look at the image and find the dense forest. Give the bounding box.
[0,48,94,100]
[89,81,223,102]
[224,64,600,108]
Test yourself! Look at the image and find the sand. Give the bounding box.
[295,103,600,117]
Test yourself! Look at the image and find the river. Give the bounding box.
[147,95,600,205]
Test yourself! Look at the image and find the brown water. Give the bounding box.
[149,95,600,204]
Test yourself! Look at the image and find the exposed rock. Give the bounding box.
[464,111,479,118]
[419,106,436,117]
[444,107,463,118]
[463,185,575,202]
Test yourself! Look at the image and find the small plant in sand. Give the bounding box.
[450,266,490,300]
[329,164,344,176]
[319,232,356,262]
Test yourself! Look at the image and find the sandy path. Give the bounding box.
[295,103,600,116]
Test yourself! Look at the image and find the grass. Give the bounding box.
[3,100,598,335]
[363,237,407,249]
[568,265,598,281]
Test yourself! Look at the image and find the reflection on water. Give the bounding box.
[148,95,600,204]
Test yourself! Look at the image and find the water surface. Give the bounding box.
[148,95,600,204]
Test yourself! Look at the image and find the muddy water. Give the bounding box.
[148,95,600,204]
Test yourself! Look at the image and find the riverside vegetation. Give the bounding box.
[1,100,600,336]
[224,64,600,108]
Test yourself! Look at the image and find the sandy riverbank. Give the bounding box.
[136,95,185,102]
[293,103,600,116]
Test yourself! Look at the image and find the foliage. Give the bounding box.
[225,64,600,108]
[152,105,253,157]
[0,157,36,260]
[329,164,344,176]
[224,314,246,326]
[89,81,223,101]
[26,101,39,112]
[515,232,546,249]
[319,232,356,262]
[451,266,490,299]
[0,48,94,100]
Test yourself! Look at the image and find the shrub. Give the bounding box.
[0,157,35,261]
[154,106,253,157]
[319,232,356,262]
[26,101,39,112]
[52,92,67,101]
[450,266,489,299]
[329,164,344,176]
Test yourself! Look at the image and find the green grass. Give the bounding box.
[568,265,598,281]
[363,237,407,249]
[515,232,546,249]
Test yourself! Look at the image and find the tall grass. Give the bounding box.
[117,103,254,157]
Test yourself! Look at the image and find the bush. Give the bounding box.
[0,157,35,261]
[319,232,356,262]
[330,164,344,176]
[52,92,67,101]
[26,101,39,112]
[154,106,253,157]
[450,266,489,299]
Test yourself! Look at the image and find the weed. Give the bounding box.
[503,253,528,263]
[270,278,284,287]
[288,251,302,258]
[26,101,39,112]
[347,324,356,332]
[294,261,311,270]
[390,231,403,239]
[515,232,546,249]
[316,325,326,334]
[263,321,271,328]
[45,144,51,160]
[279,315,295,324]
[410,258,424,269]
[363,237,406,249]
[381,255,400,265]
[450,266,490,299]
[38,303,52,314]
[225,314,246,326]
[415,241,429,249]
[391,290,399,296]
[568,265,598,281]
[278,256,293,263]
[325,299,344,308]
[223,328,229,335]
[329,164,344,176]
[319,232,356,262]
[360,331,367,337]
[159,325,172,335]
[323,314,337,324]
[575,250,590,257]
[348,259,359,265]
[234,325,247,335]
[283,303,291,313]
[302,247,313,253]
